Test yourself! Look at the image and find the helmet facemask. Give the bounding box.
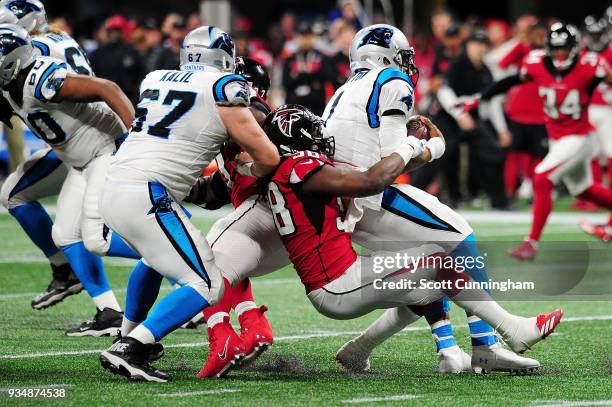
[394,46,419,86]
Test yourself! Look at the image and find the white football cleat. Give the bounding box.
[336,339,372,373]
[438,345,471,374]
[500,309,564,354]
[472,343,540,375]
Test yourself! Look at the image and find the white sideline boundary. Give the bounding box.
[1,205,608,225]
[0,315,610,360]
[529,401,612,407]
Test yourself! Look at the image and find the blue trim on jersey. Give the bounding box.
[34,62,67,102]
[381,186,459,233]
[212,74,246,103]
[148,182,210,285]
[9,149,63,199]
[32,40,50,56]
[366,68,414,128]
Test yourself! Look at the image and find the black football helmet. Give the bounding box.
[235,56,270,98]
[263,104,334,158]
[545,22,581,70]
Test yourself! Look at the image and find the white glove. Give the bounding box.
[394,136,426,165]
[426,137,445,161]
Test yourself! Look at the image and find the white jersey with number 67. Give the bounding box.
[111,69,251,201]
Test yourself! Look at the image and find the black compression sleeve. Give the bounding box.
[481,74,524,100]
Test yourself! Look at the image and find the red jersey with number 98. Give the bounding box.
[521,49,609,139]
[267,151,357,292]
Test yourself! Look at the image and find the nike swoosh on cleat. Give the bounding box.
[218,336,230,360]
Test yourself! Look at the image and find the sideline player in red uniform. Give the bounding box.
[263,104,562,368]
[578,17,612,241]
[466,23,612,260]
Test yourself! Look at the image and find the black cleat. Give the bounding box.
[100,337,171,382]
[31,264,83,310]
[112,334,165,362]
[65,308,122,337]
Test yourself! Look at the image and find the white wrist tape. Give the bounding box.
[426,137,445,161]
[394,141,415,166]
[236,162,255,177]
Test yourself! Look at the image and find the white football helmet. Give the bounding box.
[349,24,418,83]
[180,26,235,73]
[0,23,34,88]
[0,0,47,34]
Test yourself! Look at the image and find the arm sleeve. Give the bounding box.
[488,94,508,133]
[34,60,68,103]
[480,74,523,100]
[212,74,250,106]
[380,114,409,157]
[436,84,462,119]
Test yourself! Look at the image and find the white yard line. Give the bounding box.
[342,395,422,404]
[0,277,298,300]
[156,389,239,398]
[0,315,610,360]
[529,401,612,407]
[0,384,69,391]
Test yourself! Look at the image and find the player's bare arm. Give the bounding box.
[302,152,407,197]
[219,105,280,177]
[53,75,135,129]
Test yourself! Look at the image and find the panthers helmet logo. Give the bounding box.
[358,27,394,49]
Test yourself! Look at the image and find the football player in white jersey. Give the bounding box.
[98,26,279,382]
[0,1,137,328]
[324,24,543,374]
[0,22,138,335]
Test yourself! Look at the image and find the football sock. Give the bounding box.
[528,172,554,241]
[449,234,498,346]
[578,183,612,209]
[124,260,163,324]
[430,319,458,352]
[203,278,233,327]
[121,317,139,337]
[354,306,420,350]
[467,315,498,346]
[504,152,520,196]
[62,241,111,298]
[232,279,258,317]
[106,232,140,259]
[140,285,209,342]
[9,202,60,259]
[48,251,69,267]
[92,290,121,313]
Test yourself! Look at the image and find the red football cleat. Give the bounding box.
[508,239,539,261]
[578,220,612,243]
[238,305,274,366]
[197,317,246,378]
[536,309,564,339]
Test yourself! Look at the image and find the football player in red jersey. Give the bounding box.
[465,23,612,260]
[578,16,612,241]
[184,57,278,378]
[262,104,562,369]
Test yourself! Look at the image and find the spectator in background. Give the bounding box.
[150,16,187,70]
[282,22,329,115]
[90,15,144,104]
[431,8,453,46]
[327,19,355,89]
[132,19,163,73]
[328,0,369,31]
